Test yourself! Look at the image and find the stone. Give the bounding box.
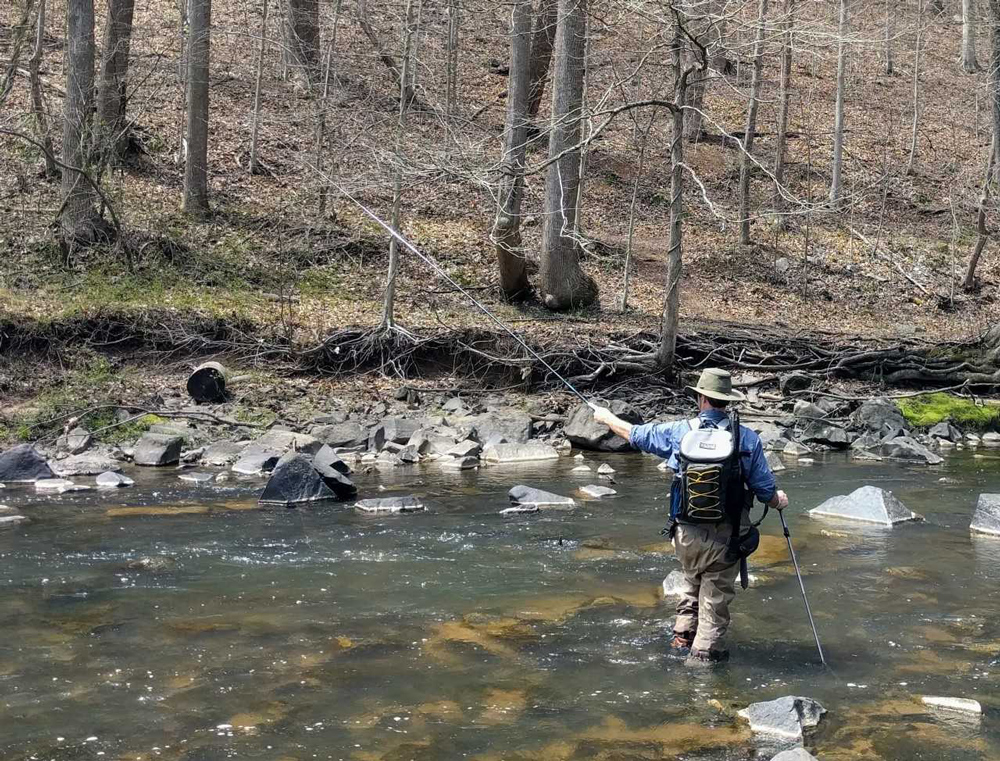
[775,257,792,275]
[59,427,93,455]
[850,398,908,439]
[97,471,134,488]
[51,450,120,476]
[782,441,812,457]
[178,472,214,484]
[447,440,482,459]
[572,465,592,473]
[970,494,1000,536]
[370,417,422,449]
[0,514,29,530]
[793,401,828,421]
[920,696,982,714]
[850,432,883,451]
[500,504,539,516]
[256,430,322,455]
[508,485,575,507]
[309,422,369,449]
[408,429,459,456]
[661,570,686,597]
[314,444,351,476]
[778,372,812,395]
[202,440,249,466]
[770,750,819,761]
[564,401,642,452]
[966,433,982,445]
[929,422,961,442]
[397,445,420,464]
[765,452,786,472]
[483,443,560,463]
[312,410,348,425]
[579,485,616,499]
[440,456,478,471]
[982,432,1000,447]
[0,444,55,482]
[133,433,183,466]
[753,421,790,451]
[232,450,281,476]
[880,436,944,465]
[375,451,403,467]
[810,485,923,526]
[597,463,616,475]
[35,478,77,492]
[465,411,533,444]
[737,696,826,742]
[180,447,205,463]
[259,452,357,505]
[441,397,468,414]
[355,497,426,514]
[125,556,177,572]
[799,421,850,449]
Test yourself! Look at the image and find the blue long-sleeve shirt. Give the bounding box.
[629,408,777,518]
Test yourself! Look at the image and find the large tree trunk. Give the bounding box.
[964,0,981,71]
[539,0,598,310]
[285,0,320,88]
[737,0,769,245]
[182,0,211,216]
[906,0,924,175]
[96,0,135,165]
[60,0,103,247]
[30,0,57,177]
[526,0,558,121]
[830,0,848,207]
[492,0,533,301]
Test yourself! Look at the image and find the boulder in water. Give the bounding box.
[970,494,1000,537]
[921,696,982,714]
[579,484,617,499]
[508,485,575,507]
[355,497,426,514]
[850,398,908,439]
[564,401,641,452]
[0,444,55,483]
[314,444,351,476]
[500,504,540,516]
[982,432,1000,447]
[880,436,944,465]
[771,750,820,761]
[0,513,29,530]
[737,696,826,742]
[133,433,183,466]
[97,471,134,488]
[661,570,686,597]
[52,449,121,477]
[483,443,559,463]
[809,485,922,526]
[125,555,177,572]
[202,440,249,466]
[799,422,850,449]
[259,452,357,505]
[597,463,616,475]
[782,441,812,457]
[440,456,478,471]
[35,478,77,492]
[446,440,482,459]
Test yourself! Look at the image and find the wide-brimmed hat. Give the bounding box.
[688,368,746,402]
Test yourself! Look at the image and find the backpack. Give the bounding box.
[676,414,741,524]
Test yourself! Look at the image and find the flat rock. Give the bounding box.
[202,440,249,466]
[231,449,281,476]
[880,436,944,465]
[970,494,1000,536]
[579,484,617,499]
[51,450,121,477]
[770,750,819,761]
[500,504,540,516]
[661,570,686,597]
[738,696,826,742]
[783,441,812,457]
[96,471,134,488]
[508,485,575,507]
[259,452,357,505]
[355,497,426,514]
[35,478,77,492]
[314,444,352,476]
[799,421,850,449]
[134,433,183,467]
[564,401,641,452]
[255,430,322,456]
[179,472,215,484]
[483,443,559,463]
[0,444,55,483]
[597,463,616,475]
[440,456,478,471]
[0,514,29,530]
[446,440,482,459]
[982,432,1000,447]
[309,422,369,449]
[921,696,982,714]
[810,485,923,526]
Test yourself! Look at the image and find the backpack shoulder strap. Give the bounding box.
[688,418,701,431]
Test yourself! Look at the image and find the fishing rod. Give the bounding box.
[779,510,826,666]
[335,185,597,411]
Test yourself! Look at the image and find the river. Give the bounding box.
[1,450,998,760]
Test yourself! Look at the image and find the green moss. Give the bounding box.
[896,393,1000,430]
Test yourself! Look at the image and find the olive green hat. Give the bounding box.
[688,368,746,402]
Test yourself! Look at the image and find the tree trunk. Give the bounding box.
[963,0,980,71]
[284,0,320,88]
[249,0,269,174]
[316,0,344,215]
[96,0,135,165]
[357,0,418,107]
[991,0,1000,180]
[29,0,57,177]
[446,0,460,120]
[60,0,102,247]
[773,0,794,219]
[182,0,211,216]
[830,0,848,207]
[738,0,769,245]
[906,0,924,175]
[539,0,598,310]
[492,0,533,301]
[885,0,894,74]
[963,151,995,289]
[381,0,417,329]
[526,0,558,121]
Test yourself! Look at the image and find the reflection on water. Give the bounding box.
[1,452,999,760]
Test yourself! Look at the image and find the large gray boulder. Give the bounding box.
[97,471,134,488]
[880,436,944,465]
[850,398,908,439]
[407,428,459,456]
[799,421,850,449]
[369,417,422,450]
[466,411,533,444]
[202,440,249,466]
[564,401,641,452]
[483,443,559,463]
[970,494,1000,536]
[314,444,351,476]
[508,485,575,507]
[0,445,55,482]
[259,452,356,505]
[133,434,183,467]
[309,422,368,449]
[738,696,826,743]
[810,485,923,526]
[51,449,121,477]
[929,422,962,442]
[793,401,828,421]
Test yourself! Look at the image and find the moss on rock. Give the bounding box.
[896,393,1000,430]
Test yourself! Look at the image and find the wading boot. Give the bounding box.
[685,648,730,667]
[668,631,695,657]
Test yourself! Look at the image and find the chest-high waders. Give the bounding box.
[662,411,768,589]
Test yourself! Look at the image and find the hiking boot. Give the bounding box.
[686,648,730,667]
[668,631,695,655]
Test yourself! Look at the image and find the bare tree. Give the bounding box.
[963,0,981,71]
[357,0,418,107]
[29,0,57,177]
[963,151,995,289]
[773,0,794,220]
[285,0,320,87]
[182,0,212,216]
[96,0,136,165]
[906,0,924,175]
[316,0,344,215]
[884,0,894,74]
[446,0,460,120]
[830,0,848,207]
[737,0,769,244]
[526,0,558,121]
[249,0,269,174]
[991,0,1000,179]
[492,0,533,301]
[539,0,598,310]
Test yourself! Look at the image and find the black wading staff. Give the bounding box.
[779,510,826,666]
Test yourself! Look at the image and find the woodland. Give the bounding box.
[4,0,1000,402]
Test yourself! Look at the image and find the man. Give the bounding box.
[592,367,788,665]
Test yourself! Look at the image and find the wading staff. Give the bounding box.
[779,510,826,666]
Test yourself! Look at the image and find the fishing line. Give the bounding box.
[335,185,596,410]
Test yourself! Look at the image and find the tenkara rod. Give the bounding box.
[338,187,596,409]
[779,510,826,666]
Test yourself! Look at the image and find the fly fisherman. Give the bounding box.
[591,368,788,665]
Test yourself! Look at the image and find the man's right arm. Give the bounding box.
[592,407,678,460]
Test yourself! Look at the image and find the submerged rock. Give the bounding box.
[258,452,357,505]
[970,494,1000,536]
[737,696,826,742]
[810,485,923,526]
[133,433,183,466]
[125,555,177,572]
[483,443,559,463]
[508,485,575,507]
[661,570,686,597]
[178,472,214,484]
[920,696,982,714]
[499,504,539,516]
[0,513,29,530]
[579,484,617,499]
[0,444,55,483]
[782,441,812,457]
[96,471,134,488]
[880,436,944,465]
[597,463,616,475]
[564,401,640,452]
[355,496,426,514]
[35,478,77,492]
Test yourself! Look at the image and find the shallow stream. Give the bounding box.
[2,450,1000,760]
